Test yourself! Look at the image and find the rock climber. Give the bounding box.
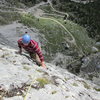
[17,33,46,68]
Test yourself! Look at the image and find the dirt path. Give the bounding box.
[26,2,47,17]
[47,0,69,17]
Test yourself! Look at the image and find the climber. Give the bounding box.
[17,33,46,68]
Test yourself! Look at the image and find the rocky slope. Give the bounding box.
[0,44,100,100]
[80,53,100,85]
[0,1,100,100]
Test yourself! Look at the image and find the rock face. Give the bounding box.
[51,53,73,69]
[95,42,100,49]
[80,53,100,85]
[0,22,41,49]
[51,53,82,74]
[0,45,100,100]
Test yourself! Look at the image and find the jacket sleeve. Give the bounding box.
[31,40,44,62]
[36,47,44,62]
[34,44,44,62]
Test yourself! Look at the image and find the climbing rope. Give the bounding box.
[24,77,36,100]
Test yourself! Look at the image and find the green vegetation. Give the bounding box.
[72,83,78,86]
[51,91,57,94]
[64,78,70,81]
[36,69,43,73]
[65,96,69,98]
[36,77,50,88]
[94,87,100,92]
[82,81,91,89]
[57,18,94,54]
[23,65,31,71]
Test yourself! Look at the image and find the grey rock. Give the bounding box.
[0,45,99,100]
[91,46,99,53]
[80,53,100,85]
[95,42,100,48]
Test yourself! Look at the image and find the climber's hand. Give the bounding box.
[41,61,46,68]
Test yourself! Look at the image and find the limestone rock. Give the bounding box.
[0,45,100,100]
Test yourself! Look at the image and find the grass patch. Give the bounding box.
[65,96,69,98]
[64,78,70,81]
[72,83,78,86]
[83,81,91,89]
[36,69,43,73]
[77,80,91,89]
[57,18,95,54]
[51,91,57,94]
[23,65,31,71]
[36,77,50,88]
[94,88,100,92]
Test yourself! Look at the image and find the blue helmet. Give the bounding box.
[22,34,31,44]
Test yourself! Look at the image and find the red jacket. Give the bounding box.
[17,38,44,62]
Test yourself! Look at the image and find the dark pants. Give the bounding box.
[29,52,41,66]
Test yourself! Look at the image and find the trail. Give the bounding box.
[47,0,69,18]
